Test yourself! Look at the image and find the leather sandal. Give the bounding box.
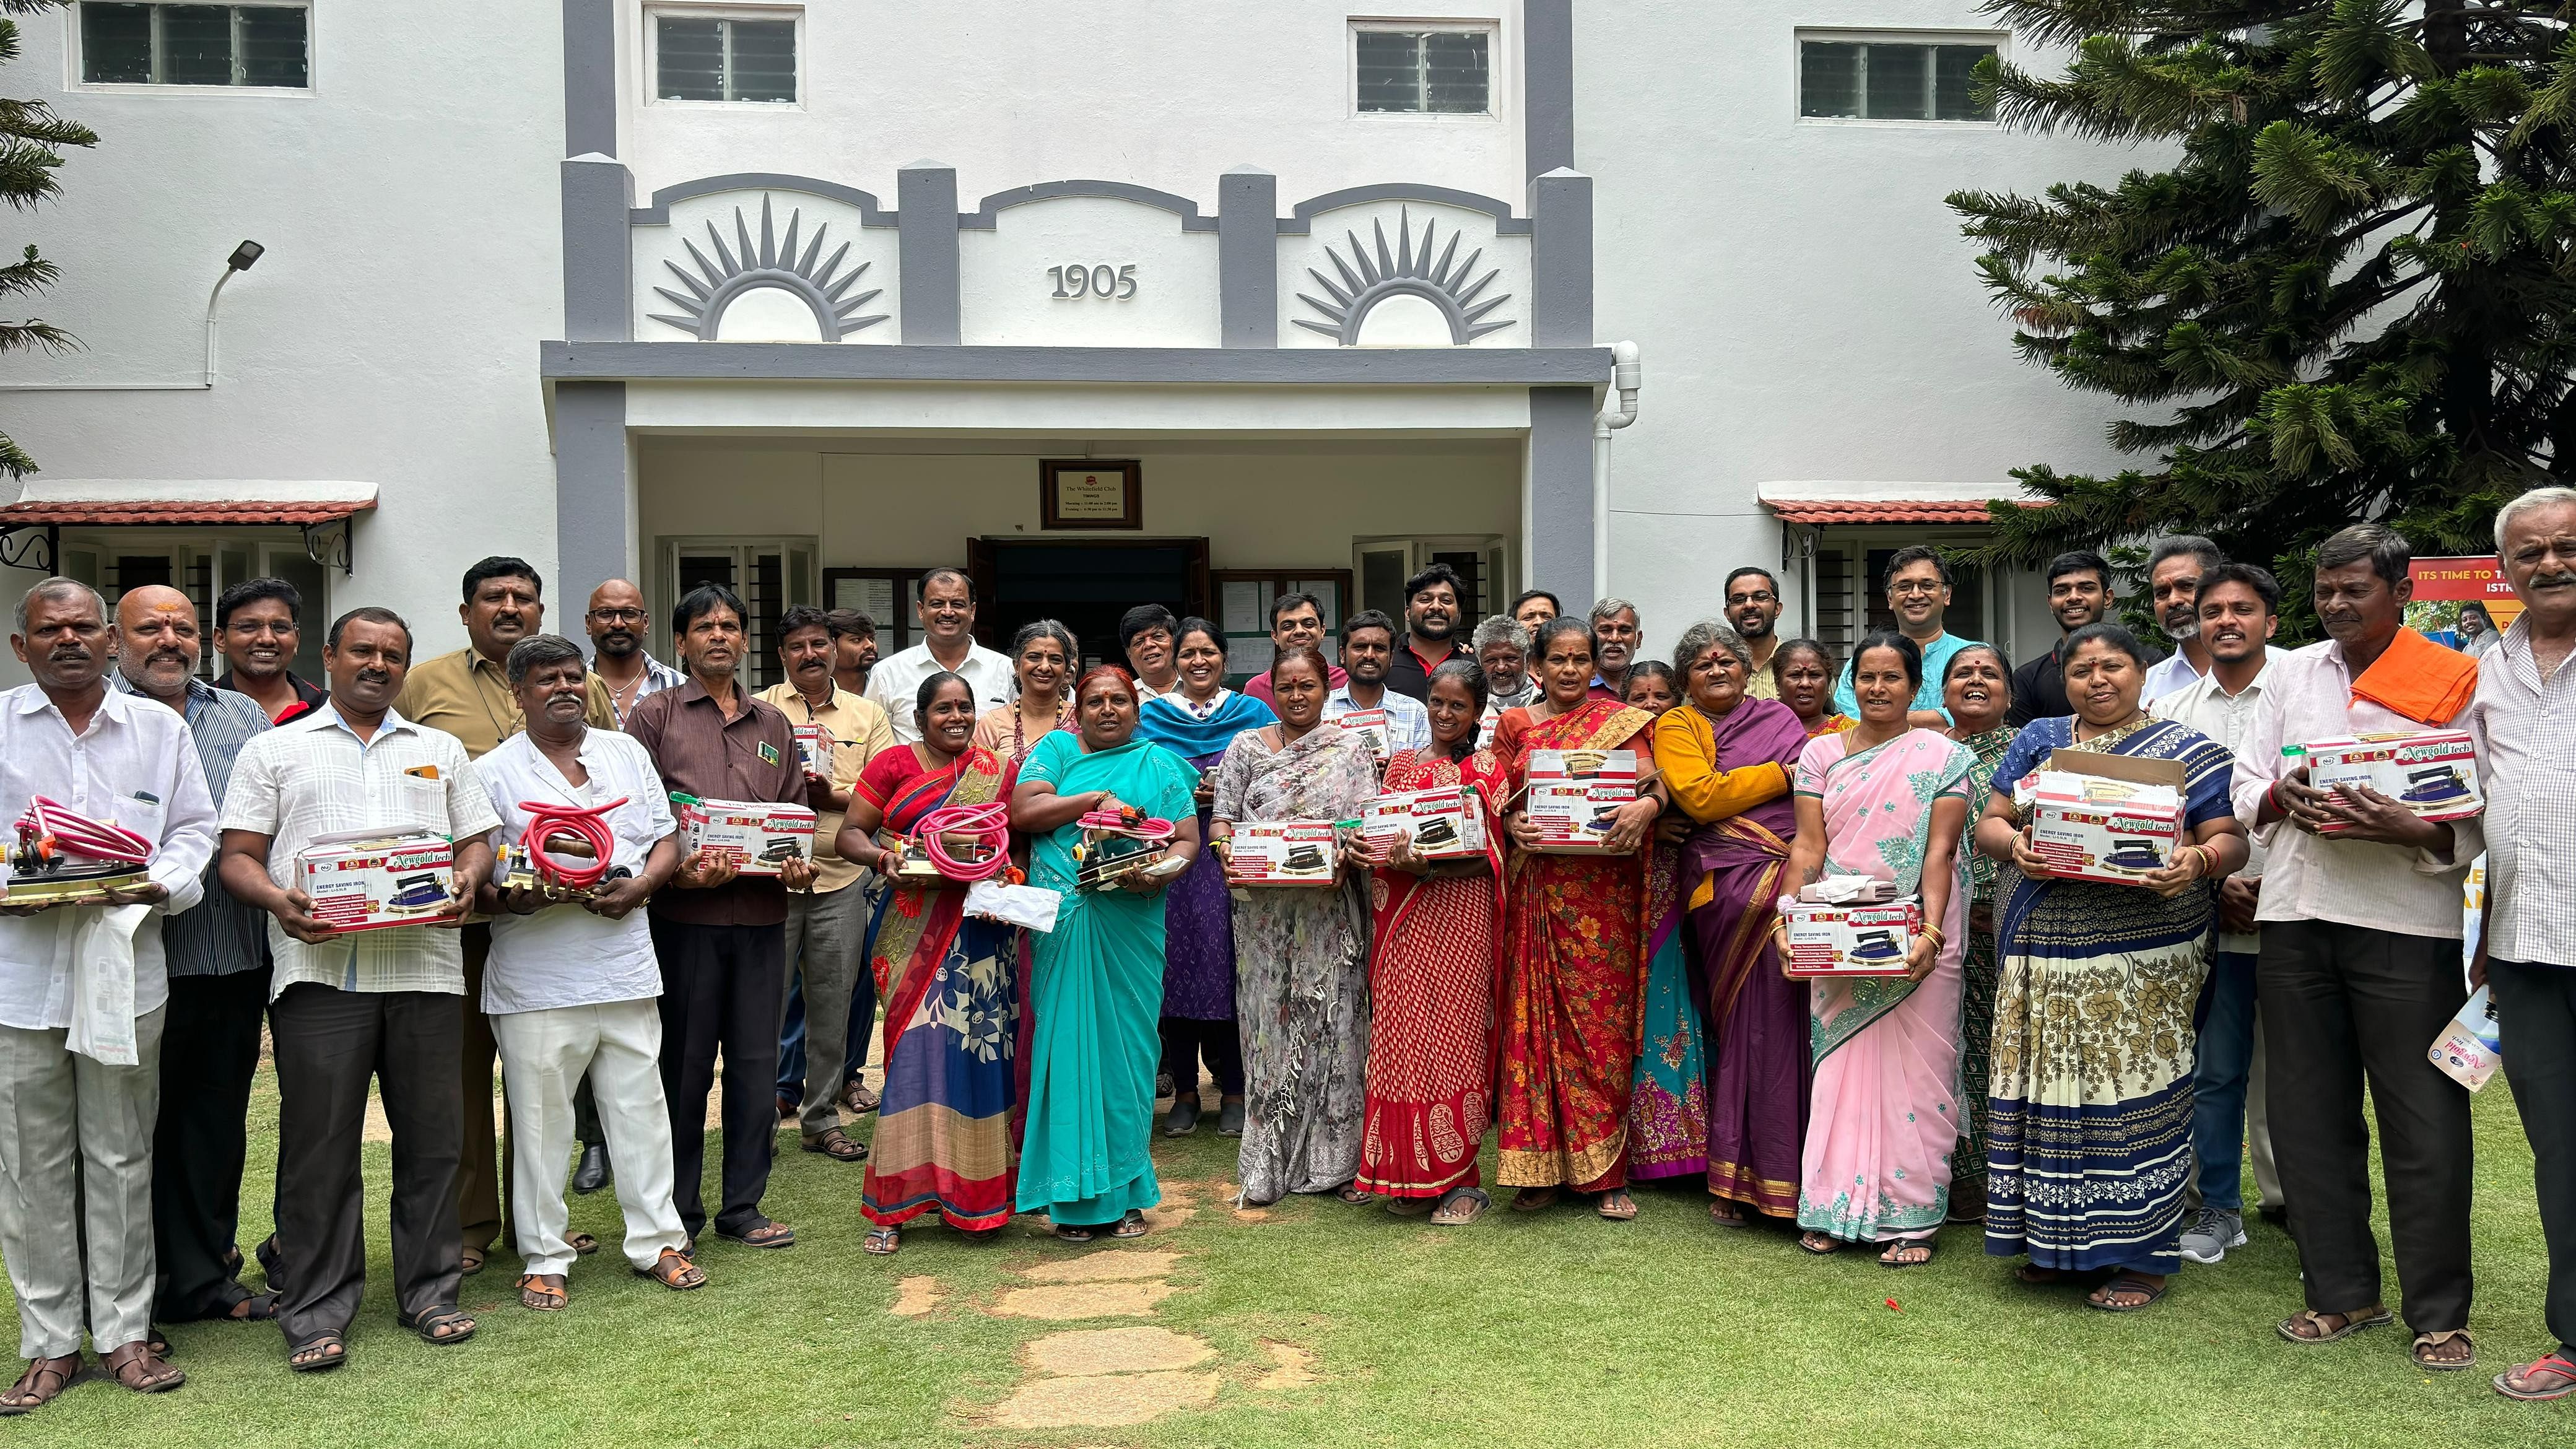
[2413,1329,2476,1371]
[2279,1307,2393,1344]
[801,1127,868,1163]
[400,1304,477,1345]
[516,1273,568,1312]
[568,1232,600,1256]
[843,1079,881,1114]
[634,1247,707,1290]
[102,1341,186,1393]
[717,1219,796,1249]
[286,1333,346,1373]
[0,1355,79,1414]
[1511,1186,1560,1213]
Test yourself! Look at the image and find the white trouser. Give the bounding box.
[0,1006,165,1359]
[492,998,685,1276]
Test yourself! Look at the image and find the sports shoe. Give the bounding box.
[2180,1206,2246,1264]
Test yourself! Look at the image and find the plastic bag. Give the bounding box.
[965,880,1061,933]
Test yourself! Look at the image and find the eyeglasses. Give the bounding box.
[1891,581,1946,597]
[1727,591,1777,606]
[588,608,646,624]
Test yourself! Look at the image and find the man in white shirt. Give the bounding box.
[476,636,698,1310]
[2229,524,2482,1367]
[1119,603,1180,700]
[2140,536,2224,703]
[0,579,214,1411]
[865,568,1012,744]
[219,606,498,1369]
[1325,610,1430,759]
[2152,562,2284,1266]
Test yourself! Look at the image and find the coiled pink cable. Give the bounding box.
[912,801,1014,882]
[516,798,629,890]
[15,796,153,866]
[1078,809,1175,842]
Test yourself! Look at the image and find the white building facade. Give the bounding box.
[1,1,2138,685]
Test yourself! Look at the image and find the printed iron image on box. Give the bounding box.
[791,723,833,780]
[2020,749,2188,887]
[1359,785,1485,862]
[1226,820,1339,886]
[1525,749,1640,853]
[677,797,816,877]
[1334,708,1393,764]
[2300,730,2482,830]
[297,830,458,933]
[1782,896,1923,978]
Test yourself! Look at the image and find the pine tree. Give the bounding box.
[1950,1,2576,594]
[0,0,96,479]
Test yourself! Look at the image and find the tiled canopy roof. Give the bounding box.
[1764,498,2014,526]
[0,498,375,526]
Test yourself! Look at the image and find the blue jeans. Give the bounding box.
[2190,949,2258,1211]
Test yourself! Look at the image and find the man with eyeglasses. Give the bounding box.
[1723,568,1786,698]
[583,580,685,726]
[1832,546,1977,721]
[214,578,328,725]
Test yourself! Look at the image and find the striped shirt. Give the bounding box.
[601,651,687,726]
[220,703,501,998]
[2465,617,2576,967]
[113,670,274,978]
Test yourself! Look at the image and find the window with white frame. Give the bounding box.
[652,8,798,104]
[1352,23,1491,115]
[1798,33,1999,122]
[78,2,308,88]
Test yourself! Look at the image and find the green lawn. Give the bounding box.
[14,1062,2564,1448]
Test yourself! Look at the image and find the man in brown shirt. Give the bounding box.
[625,583,814,1251]
[394,555,619,1274]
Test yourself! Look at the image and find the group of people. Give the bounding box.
[7,492,2576,1411]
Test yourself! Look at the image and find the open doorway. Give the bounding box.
[968,537,1210,668]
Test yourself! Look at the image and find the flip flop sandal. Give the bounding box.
[718,1221,798,1250]
[1430,1188,1490,1227]
[2412,1329,2476,1371]
[864,1226,902,1257]
[2494,1351,2576,1401]
[401,1305,477,1345]
[2278,1307,2393,1344]
[1334,1185,1373,1204]
[285,1334,346,1374]
[1383,1195,1438,1217]
[1112,1211,1151,1239]
[568,1232,601,1256]
[0,1354,79,1412]
[633,1248,706,1290]
[1511,1187,1560,1213]
[516,1274,568,1312]
[1879,1241,1936,1269]
[960,1224,1007,1242]
[2087,1275,2170,1313]
[228,1290,282,1322]
[1708,1202,1751,1228]
[1596,1191,1640,1221]
[1053,1224,1099,1243]
[1798,1232,1842,1256]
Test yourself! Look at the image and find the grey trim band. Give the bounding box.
[1529,169,1593,349]
[541,341,1613,385]
[960,180,1217,232]
[1219,167,1277,349]
[1528,385,1595,601]
[562,0,616,159]
[554,381,632,598]
[632,173,897,228]
[1279,184,1530,236]
[1523,0,1575,177]
[897,164,961,345]
[562,157,634,342]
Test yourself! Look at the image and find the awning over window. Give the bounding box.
[0,479,377,528]
[1757,482,2045,527]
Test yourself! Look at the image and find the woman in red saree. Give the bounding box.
[1355,659,1506,1225]
[1492,617,1668,1220]
[837,672,1022,1255]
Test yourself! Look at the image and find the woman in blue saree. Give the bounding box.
[1973,624,2247,1313]
[1011,664,1205,1241]
[1132,618,1274,1137]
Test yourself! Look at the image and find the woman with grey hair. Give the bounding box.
[1472,614,1538,731]
[974,619,1077,763]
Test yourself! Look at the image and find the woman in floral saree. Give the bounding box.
[839,672,1023,1255]
[1975,624,2245,1312]
[1618,663,1707,1185]
[1010,666,1204,1242]
[1355,659,1505,1224]
[1941,643,2017,1222]
[1654,620,1811,1224]
[1775,633,1972,1266]
[1209,645,1381,1206]
[1493,617,1668,1220]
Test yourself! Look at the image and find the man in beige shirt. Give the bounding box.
[758,606,897,1159]
[394,555,618,1274]
[1725,568,1786,698]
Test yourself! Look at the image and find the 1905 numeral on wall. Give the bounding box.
[1048,263,1138,300]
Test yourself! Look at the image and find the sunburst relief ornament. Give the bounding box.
[1294,206,1515,346]
[650,194,887,341]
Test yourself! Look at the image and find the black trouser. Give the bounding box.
[2492,957,2576,1354]
[1159,1017,1244,1099]
[269,983,463,1342]
[651,918,786,1239]
[574,1077,604,1150]
[151,966,273,1321]
[2258,918,2473,1333]
[458,924,508,1256]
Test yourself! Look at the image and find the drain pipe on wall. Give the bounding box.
[1592,341,1642,598]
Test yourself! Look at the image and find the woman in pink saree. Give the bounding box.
[1774,632,1972,1266]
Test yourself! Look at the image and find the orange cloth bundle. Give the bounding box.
[2349,626,2479,726]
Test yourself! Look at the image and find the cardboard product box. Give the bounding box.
[2023,749,2188,887]
[1225,820,1340,887]
[1525,748,1640,853]
[297,832,458,934]
[1782,897,1923,979]
[1359,785,1486,862]
[679,798,817,876]
[791,723,833,780]
[1334,708,1393,764]
[2304,729,2482,827]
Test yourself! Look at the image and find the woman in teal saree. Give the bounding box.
[1010,664,1204,1241]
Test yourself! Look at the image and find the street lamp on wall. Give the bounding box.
[204,240,265,386]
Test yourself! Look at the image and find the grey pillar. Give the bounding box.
[1528,386,1595,605]
[1529,168,1593,349]
[1524,0,1575,176]
[554,382,632,602]
[562,0,617,159]
[561,156,633,342]
[897,162,961,344]
[1218,165,1277,348]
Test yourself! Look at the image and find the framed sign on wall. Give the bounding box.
[1039,459,1143,531]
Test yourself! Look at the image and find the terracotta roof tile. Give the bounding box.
[1764,498,2043,526]
[0,499,374,527]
